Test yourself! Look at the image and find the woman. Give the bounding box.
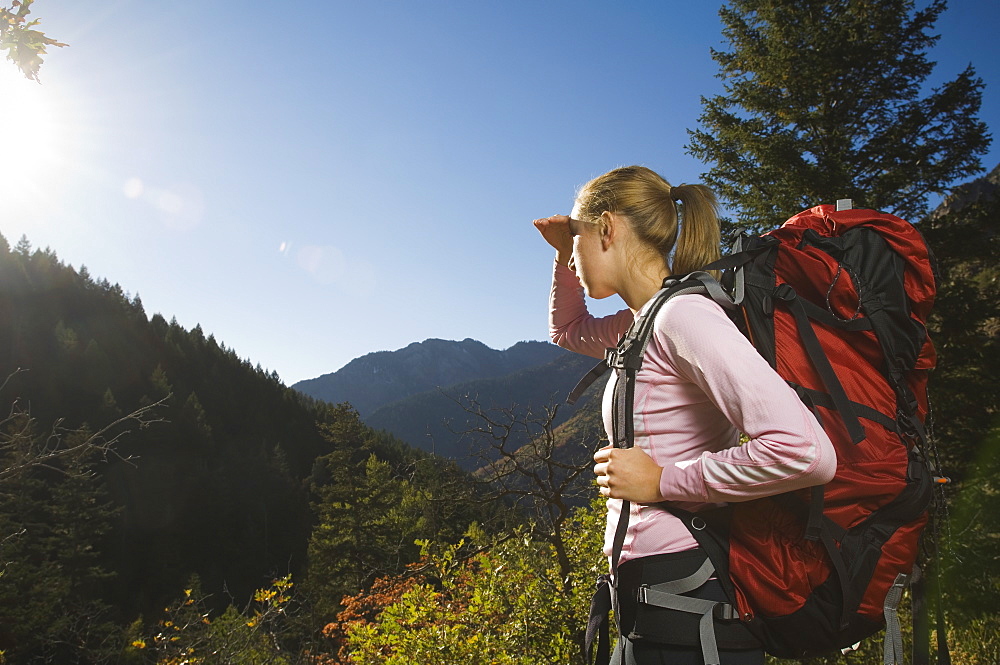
[533,166,836,665]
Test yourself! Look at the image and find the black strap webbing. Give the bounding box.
[777,287,867,444]
[568,358,609,405]
[797,296,873,332]
[792,385,899,434]
[568,274,734,405]
[585,575,613,665]
[636,557,738,665]
[605,280,701,656]
[820,528,857,629]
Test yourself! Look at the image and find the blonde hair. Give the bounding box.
[575,166,721,276]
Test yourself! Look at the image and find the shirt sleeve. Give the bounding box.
[548,261,633,359]
[654,295,837,503]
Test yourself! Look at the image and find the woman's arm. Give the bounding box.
[533,214,632,359]
[595,295,836,503]
[548,262,632,359]
[655,296,836,502]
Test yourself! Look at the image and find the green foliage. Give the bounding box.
[341,499,606,665]
[465,397,602,588]
[688,0,991,232]
[304,408,489,625]
[946,614,1000,665]
[0,414,122,663]
[917,185,1000,656]
[0,233,493,661]
[920,192,1000,475]
[1,0,66,80]
[307,453,417,618]
[134,575,296,664]
[940,424,1000,621]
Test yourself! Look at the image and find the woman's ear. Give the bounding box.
[600,211,616,250]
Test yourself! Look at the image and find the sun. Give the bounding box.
[0,62,69,207]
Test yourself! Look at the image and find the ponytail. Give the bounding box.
[575,166,722,276]
[671,184,721,276]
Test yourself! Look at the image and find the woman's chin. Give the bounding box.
[583,287,614,300]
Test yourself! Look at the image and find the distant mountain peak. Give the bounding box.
[292,338,569,416]
[930,162,1000,219]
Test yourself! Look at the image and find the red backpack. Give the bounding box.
[577,205,938,663]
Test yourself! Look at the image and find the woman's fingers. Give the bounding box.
[594,446,612,497]
[593,446,664,503]
[533,215,573,256]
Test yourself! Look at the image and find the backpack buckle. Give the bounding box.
[896,410,918,439]
[713,603,740,621]
[606,339,643,371]
[774,283,797,302]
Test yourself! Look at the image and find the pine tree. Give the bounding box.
[687,0,991,232]
[0,421,120,662]
[14,234,32,256]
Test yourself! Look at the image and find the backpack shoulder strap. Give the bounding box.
[567,273,733,405]
[569,273,732,662]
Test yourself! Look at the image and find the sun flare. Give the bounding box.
[0,63,69,205]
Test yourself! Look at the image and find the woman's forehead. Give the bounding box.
[569,216,599,236]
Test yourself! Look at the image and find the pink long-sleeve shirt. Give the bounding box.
[548,262,836,560]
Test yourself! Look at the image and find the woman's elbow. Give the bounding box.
[549,327,572,350]
[550,326,593,355]
[811,435,837,485]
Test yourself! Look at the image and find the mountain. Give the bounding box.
[364,350,600,466]
[293,338,570,416]
[928,162,1000,219]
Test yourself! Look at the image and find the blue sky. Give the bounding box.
[2,0,997,385]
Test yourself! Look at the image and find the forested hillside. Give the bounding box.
[0,235,494,662]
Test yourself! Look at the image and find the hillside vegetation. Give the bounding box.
[0,235,497,662]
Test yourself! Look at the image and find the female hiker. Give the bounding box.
[533,166,836,665]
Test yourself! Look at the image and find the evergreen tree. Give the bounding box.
[921,176,1000,475]
[0,421,120,663]
[304,407,487,626]
[14,234,31,256]
[687,0,990,232]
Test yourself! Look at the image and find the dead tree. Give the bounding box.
[455,394,603,590]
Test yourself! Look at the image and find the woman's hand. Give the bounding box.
[593,445,665,503]
[533,214,573,266]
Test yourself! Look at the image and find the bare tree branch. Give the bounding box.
[448,393,603,588]
[0,371,169,484]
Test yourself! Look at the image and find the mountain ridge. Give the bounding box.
[292,337,569,416]
[363,350,599,466]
